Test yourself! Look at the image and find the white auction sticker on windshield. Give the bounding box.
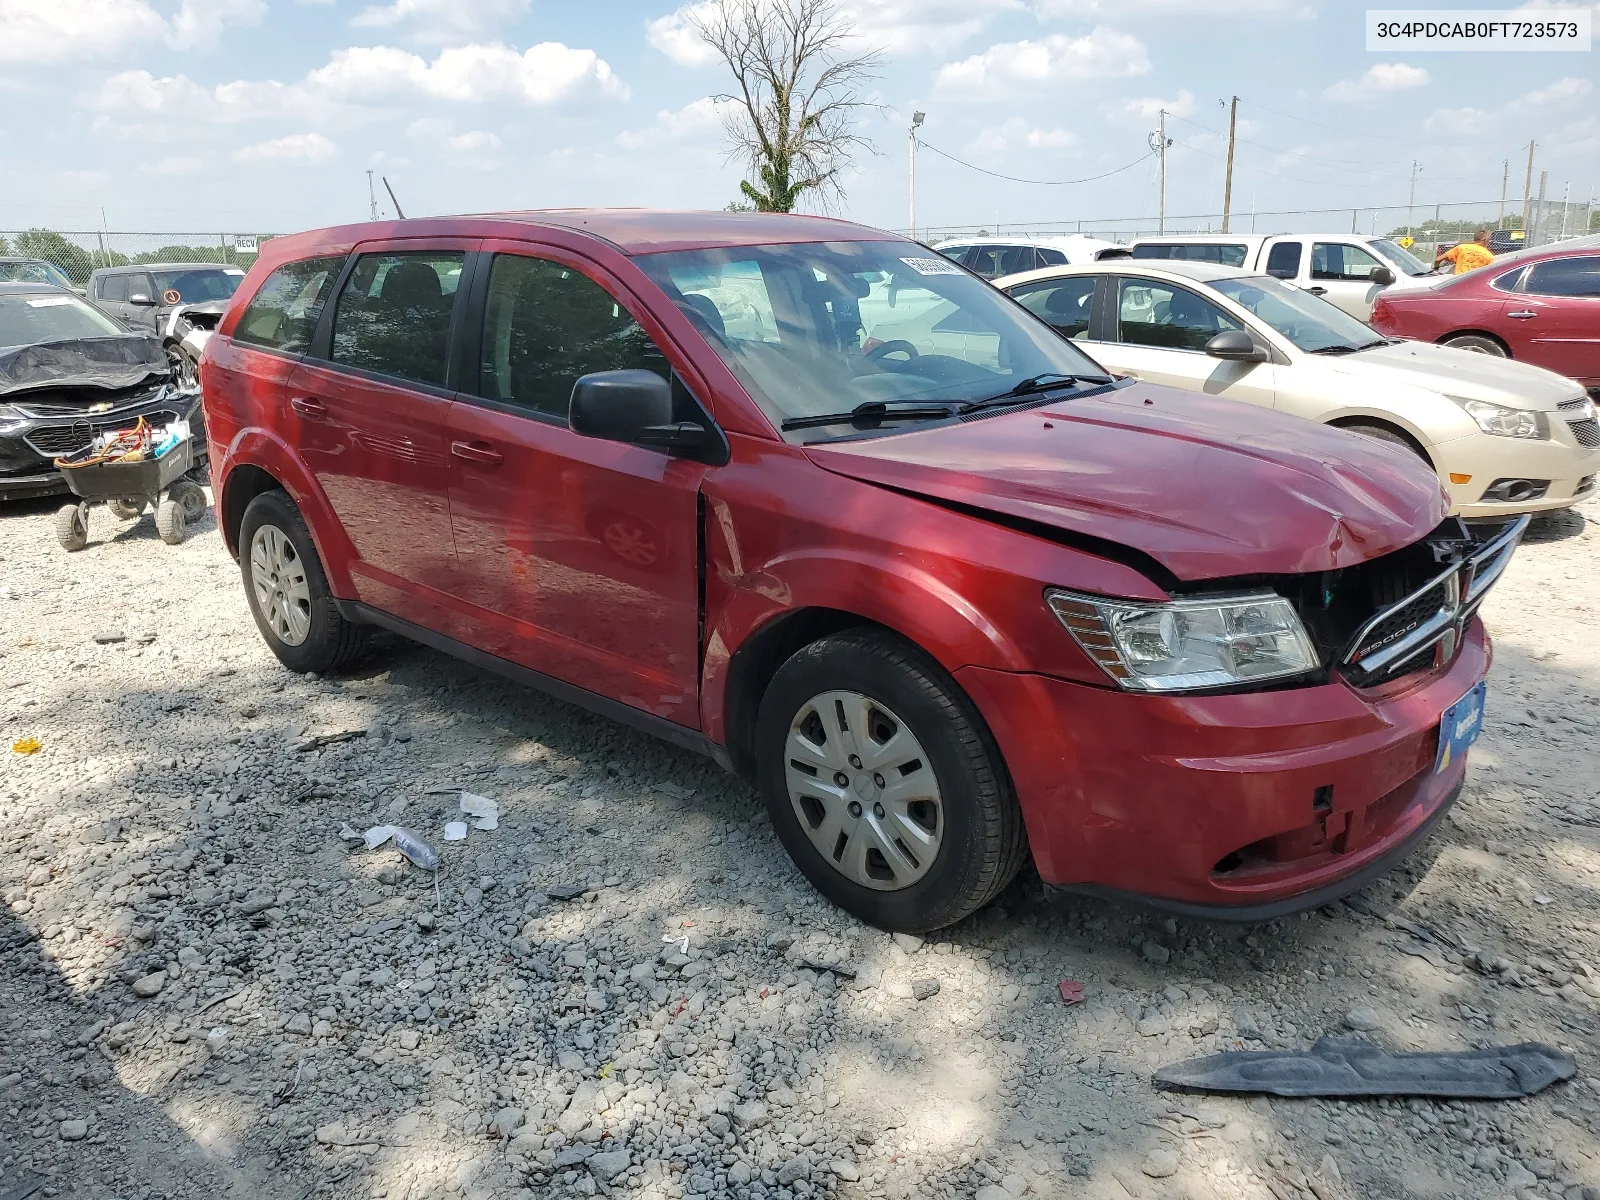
[25,297,75,307]
[899,256,963,276]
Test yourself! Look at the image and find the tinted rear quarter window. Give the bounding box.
[479,254,668,417]
[1524,256,1600,298]
[100,274,129,303]
[1037,248,1069,267]
[234,255,346,354]
[1010,277,1096,339]
[1133,244,1248,266]
[330,251,463,386]
[1265,242,1302,278]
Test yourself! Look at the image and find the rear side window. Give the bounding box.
[1265,242,1302,278]
[234,255,345,354]
[965,245,1039,278]
[1132,243,1249,267]
[479,253,668,418]
[330,251,464,386]
[1524,256,1600,298]
[1010,277,1096,340]
[100,274,129,303]
[1037,247,1069,267]
[1116,277,1242,351]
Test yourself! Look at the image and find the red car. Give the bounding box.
[200,211,1526,931]
[1371,237,1600,396]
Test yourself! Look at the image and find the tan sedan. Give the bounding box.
[995,259,1599,517]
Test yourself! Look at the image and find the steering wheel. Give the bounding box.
[865,339,920,363]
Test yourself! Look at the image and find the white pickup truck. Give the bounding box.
[1124,233,1445,321]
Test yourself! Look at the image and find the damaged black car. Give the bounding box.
[0,282,204,501]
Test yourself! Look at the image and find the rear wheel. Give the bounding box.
[755,629,1026,931]
[107,497,146,521]
[155,499,185,545]
[239,490,368,674]
[1442,333,1507,357]
[167,480,208,522]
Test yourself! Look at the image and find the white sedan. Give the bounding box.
[993,259,1599,518]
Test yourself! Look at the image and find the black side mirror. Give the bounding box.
[1370,265,1397,286]
[569,369,710,455]
[128,293,156,306]
[1205,330,1268,362]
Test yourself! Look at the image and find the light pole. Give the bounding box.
[908,111,925,240]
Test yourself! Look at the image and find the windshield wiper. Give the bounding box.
[1309,339,1391,356]
[957,372,1114,414]
[780,400,956,432]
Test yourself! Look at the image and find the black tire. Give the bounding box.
[155,499,185,545]
[55,504,88,552]
[1442,333,1507,357]
[755,629,1027,931]
[167,480,208,521]
[107,497,146,521]
[239,489,368,674]
[1341,422,1425,459]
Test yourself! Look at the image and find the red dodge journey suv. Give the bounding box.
[201,211,1526,931]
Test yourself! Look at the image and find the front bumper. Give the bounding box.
[1435,428,1600,517]
[956,618,1491,917]
[0,389,202,499]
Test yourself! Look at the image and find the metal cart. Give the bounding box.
[54,434,208,551]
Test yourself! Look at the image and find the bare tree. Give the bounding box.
[690,0,882,213]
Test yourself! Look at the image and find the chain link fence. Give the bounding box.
[0,231,272,289]
[915,197,1596,258]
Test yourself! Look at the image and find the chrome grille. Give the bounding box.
[1558,397,1592,412]
[1342,515,1529,684]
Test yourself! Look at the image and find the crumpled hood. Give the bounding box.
[805,383,1448,582]
[0,336,168,397]
[1321,340,1584,410]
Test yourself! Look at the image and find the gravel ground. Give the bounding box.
[1,492,1599,1200]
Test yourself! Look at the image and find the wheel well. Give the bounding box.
[220,464,282,559]
[721,607,880,782]
[1437,329,1511,356]
[1327,416,1435,470]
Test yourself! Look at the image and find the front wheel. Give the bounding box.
[239,490,368,674]
[55,503,88,552]
[755,629,1027,931]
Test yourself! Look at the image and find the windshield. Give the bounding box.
[0,293,128,348]
[634,240,1107,435]
[0,261,74,288]
[1208,275,1384,353]
[150,268,244,303]
[1370,238,1432,277]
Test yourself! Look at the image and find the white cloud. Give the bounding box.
[1510,76,1591,112]
[615,95,733,149]
[351,0,530,44]
[1423,106,1491,137]
[57,168,111,188]
[308,42,628,105]
[647,0,1021,66]
[1322,62,1427,103]
[1114,88,1196,123]
[933,28,1150,97]
[965,117,1078,154]
[143,155,207,176]
[169,0,265,49]
[1037,0,1305,14]
[0,0,165,63]
[406,117,502,154]
[234,132,338,164]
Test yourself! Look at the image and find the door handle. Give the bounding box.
[1506,310,1537,319]
[451,440,504,465]
[1307,286,1328,296]
[289,396,327,419]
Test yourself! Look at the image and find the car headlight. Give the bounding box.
[1047,589,1319,692]
[0,405,27,436]
[1449,395,1548,440]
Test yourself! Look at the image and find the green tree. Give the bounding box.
[691,0,881,212]
[12,229,96,287]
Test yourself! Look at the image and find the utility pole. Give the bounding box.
[1521,140,1536,236]
[1221,96,1238,233]
[1149,110,1172,235]
[908,111,924,239]
[366,170,379,221]
[1498,158,1508,228]
[1407,159,1421,238]
[1534,169,1548,245]
[1559,180,1571,240]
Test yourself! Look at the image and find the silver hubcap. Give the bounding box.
[249,523,312,647]
[784,690,943,891]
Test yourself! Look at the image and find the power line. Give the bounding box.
[915,140,1157,186]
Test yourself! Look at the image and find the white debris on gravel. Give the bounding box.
[1,496,1599,1200]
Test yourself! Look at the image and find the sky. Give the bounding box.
[0,0,1596,238]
